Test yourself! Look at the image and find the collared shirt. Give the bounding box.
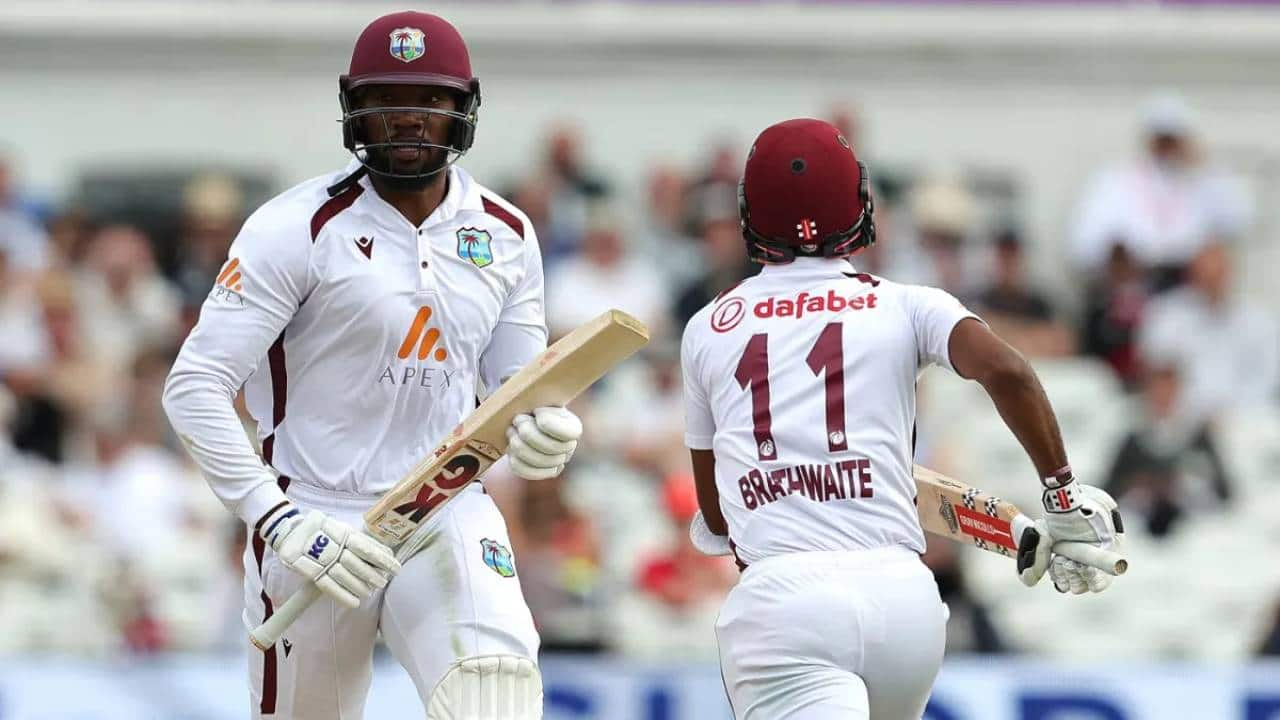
[681,257,976,563]
[164,163,546,524]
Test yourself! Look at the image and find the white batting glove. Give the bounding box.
[1041,476,1124,595]
[259,504,402,609]
[689,510,732,556]
[506,406,581,481]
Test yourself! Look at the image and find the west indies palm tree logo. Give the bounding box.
[456,227,494,268]
[389,27,426,63]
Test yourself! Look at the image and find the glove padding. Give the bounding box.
[1013,515,1054,588]
[689,510,732,556]
[263,506,401,609]
[506,406,582,481]
[1044,485,1124,595]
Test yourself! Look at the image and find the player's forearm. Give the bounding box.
[976,356,1069,478]
[162,368,288,526]
[690,449,727,535]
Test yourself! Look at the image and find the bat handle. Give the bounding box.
[1053,541,1128,577]
[249,583,323,652]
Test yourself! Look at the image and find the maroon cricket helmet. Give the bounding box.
[332,11,481,193]
[738,118,876,264]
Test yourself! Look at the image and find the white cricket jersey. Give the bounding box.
[681,257,978,564]
[164,163,546,526]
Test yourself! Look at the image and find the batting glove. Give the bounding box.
[1013,515,1055,588]
[506,406,582,481]
[1040,471,1124,595]
[689,510,732,557]
[260,504,401,609]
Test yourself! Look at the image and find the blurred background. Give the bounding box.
[2,1,1280,718]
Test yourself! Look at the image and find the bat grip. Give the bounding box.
[1053,541,1128,576]
[249,583,323,652]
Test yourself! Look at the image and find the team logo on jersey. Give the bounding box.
[480,538,516,578]
[710,297,746,333]
[389,27,426,63]
[209,257,246,308]
[456,227,494,268]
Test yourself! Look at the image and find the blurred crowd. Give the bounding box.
[2,91,1279,661]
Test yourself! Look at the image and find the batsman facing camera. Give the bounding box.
[163,9,578,718]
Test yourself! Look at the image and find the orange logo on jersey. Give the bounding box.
[397,306,449,362]
[209,257,246,308]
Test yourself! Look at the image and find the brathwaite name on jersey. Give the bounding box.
[739,458,874,511]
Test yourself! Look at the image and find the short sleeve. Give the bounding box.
[904,284,981,372]
[681,315,715,450]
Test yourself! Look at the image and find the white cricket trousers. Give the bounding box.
[715,546,947,720]
[243,481,539,719]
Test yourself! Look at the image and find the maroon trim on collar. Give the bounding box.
[310,183,365,242]
[481,195,525,240]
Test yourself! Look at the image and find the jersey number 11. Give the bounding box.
[735,322,848,461]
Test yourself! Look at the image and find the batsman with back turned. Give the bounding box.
[681,119,1127,719]
[164,11,573,719]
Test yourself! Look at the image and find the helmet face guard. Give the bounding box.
[338,77,481,183]
[740,160,877,264]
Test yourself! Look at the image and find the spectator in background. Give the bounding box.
[1072,92,1249,288]
[0,154,51,275]
[533,123,612,265]
[673,211,756,329]
[617,474,736,660]
[545,204,669,339]
[76,225,182,377]
[45,208,91,269]
[638,164,703,288]
[921,540,1006,655]
[1080,244,1151,387]
[1104,362,1232,537]
[969,228,1074,358]
[515,472,610,654]
[616,341,688,478]
[1138,241,1278,424]
[897,174,976,293]
[0,385,104,654]
[7,272,114,462]
[0,241,48,380]
[686,138,739,219]
[62,399,213,654]
[174,174,243,322]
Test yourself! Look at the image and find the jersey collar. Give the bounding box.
[352,162,479,229]
[758,256,859,278]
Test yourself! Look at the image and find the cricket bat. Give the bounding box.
[250,309,650,651]
[913,464,1128,576]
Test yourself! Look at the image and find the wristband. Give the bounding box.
[1041,464,1074,488]
[1041,468,1081,513]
